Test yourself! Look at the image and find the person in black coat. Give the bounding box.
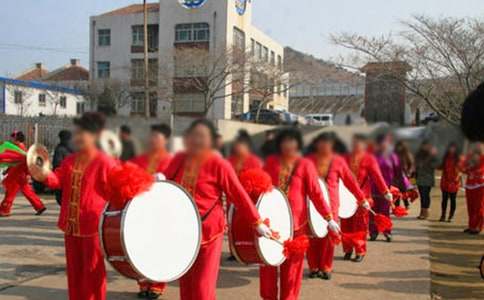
[53,130,73,205]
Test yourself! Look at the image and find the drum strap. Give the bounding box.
[201,200,220,222]
[283,159,301,193]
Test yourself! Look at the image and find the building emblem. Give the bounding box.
[178,0,208,9]
[235,0,248,15]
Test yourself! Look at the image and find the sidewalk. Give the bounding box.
[0,195,431,300]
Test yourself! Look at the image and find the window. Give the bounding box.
[97,62,110,79]
[233,27,245,50]
[131,59,158,84]
[38,94,46,107]
[277,55,282,70]
[132,25,144,46]
[131,92,145,114]
[175,23,209,43]
[98,29,111,46]
[255,42,262,60]
[76,102,85,114]
[262,46,269,62]
[131,25,159,49]
[270,51,275,65]
[60,96,67,109]
[14,91,22,104]
[251,39,255,54]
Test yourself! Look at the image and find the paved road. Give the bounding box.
[0,194,432,300]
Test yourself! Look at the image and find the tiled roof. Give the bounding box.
[100,3,159,17]
[15,67,49,81]
[43,65,89,82]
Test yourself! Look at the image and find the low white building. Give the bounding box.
[90,0,288,119]
[0,77,86,117]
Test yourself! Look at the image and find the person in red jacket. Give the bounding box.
[439,142,463,223]
[261,128,338,300]
[341,134,391,262]
[462,144,484,234]
[30,113,118,300]
[305,132,368,280]
[0,131,46,217]
[227,129,262,175]
[164,119,272,300]
[130,123,172,299]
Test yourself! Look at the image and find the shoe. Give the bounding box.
[446,218,453,223]
[137,291,148,299]
[468,230,480,235]
[343,253,352,261]
[227,255,237,262]
[439,216,445,222]
[464,228,471,233]
[369,233,378,241]
[384,234,393,243]
[319,271,332,280]
[353,255,365,263]
[308,270,320,279]
[35,207,47,216]
[146,291,161,299]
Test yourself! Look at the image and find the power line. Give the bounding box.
[0,43,87,54]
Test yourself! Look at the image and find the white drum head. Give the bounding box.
[338,180,358,219]
[308,179,331,238]
[122,181,201,282]
[256,188,293,266]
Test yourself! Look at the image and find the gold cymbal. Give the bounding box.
[26,144,51,181]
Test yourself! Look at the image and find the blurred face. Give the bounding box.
[316,140,333,156]
[377,135,392,153]
[233,142,250,157]
[149,132,167,152]
[184,124,213,155]
[352,138,367,153]
[73,127,98,152]
[280,138,299,158]
[120,132,130,141]
[448,145,456,154]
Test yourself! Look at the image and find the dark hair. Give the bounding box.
[415,140,433,166]
[461,82,484,142]
[185,119,218,147]
[151,123,172,139]
[395,140,414,173]
[233,129,253,149]
[11,131,25,143]
[275,128,304,153]
[120,125,131,134]
[375,133,389,145]
[58,130,72,142]
[73,112,106,133]
[307,132,336,153]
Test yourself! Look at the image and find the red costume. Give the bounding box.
[463,155,484,232]
[306,154,366,273]
[341,152,389,255]
[43,150,117,300]
[130,150,172,295]
[440,156,462,193]
[164,151,261,300]
[0,142,45,216]
[260,155,331,300]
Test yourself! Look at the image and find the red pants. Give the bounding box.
[65,235,106,300]
[179,236,223,300]
[0,182,44,215]
[306,236,334,272]
[138,281,166,293]
[341,207,368,255]
[259,254,305,300]
[466,188,484,232]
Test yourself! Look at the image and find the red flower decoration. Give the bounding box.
[240,168,273,201]
[106,162,154,210]
[389,186,402,202]
[328,230,342,246]
[392,206,408,218]
[283,235,309,259]
[374,214,393,233]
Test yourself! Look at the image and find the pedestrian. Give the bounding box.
[395,140,415,209]
[53,130,73,206]
[462,144,484,234]
[439,142,462,222]
[119,125,136,161]
[415,141,439,220]
[260,130,277,158]
[0,131,46,217]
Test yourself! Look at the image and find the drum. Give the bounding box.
[338,179,358,219]
[228,188,293,266]
[99,181,201,283]
[308,178,331,238]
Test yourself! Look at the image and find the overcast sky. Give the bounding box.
[0,0,483,76]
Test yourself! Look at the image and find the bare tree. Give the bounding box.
[86,79,132,115]
[7,86,33,116]
[331,15,484,125]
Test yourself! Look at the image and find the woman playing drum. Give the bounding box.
[227,129,263,176]
[305,132,369,280]
[164,119,272,300]
[261,128,339,300]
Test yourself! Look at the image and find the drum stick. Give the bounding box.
[269,236,284,245]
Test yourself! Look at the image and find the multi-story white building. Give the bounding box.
[90,0,287,119]
[0,77,85,117]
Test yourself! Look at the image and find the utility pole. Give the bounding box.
[143,0,150,118]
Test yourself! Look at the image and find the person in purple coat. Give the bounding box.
[369,133,411,242]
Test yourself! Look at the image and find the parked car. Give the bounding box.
[305,113,334,126]
[421,112,440,125]
[239,109,283,124]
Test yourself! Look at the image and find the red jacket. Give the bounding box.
[264,155,331,232]
[227,153,263,176]
[307,154,366,216]
[165,151,261,244]
[44,150,117,237]
[440,156,462,193]
[463,155,484,189]
[2,142,29,188]
[345,152,389,199]
[130,151,172,175]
